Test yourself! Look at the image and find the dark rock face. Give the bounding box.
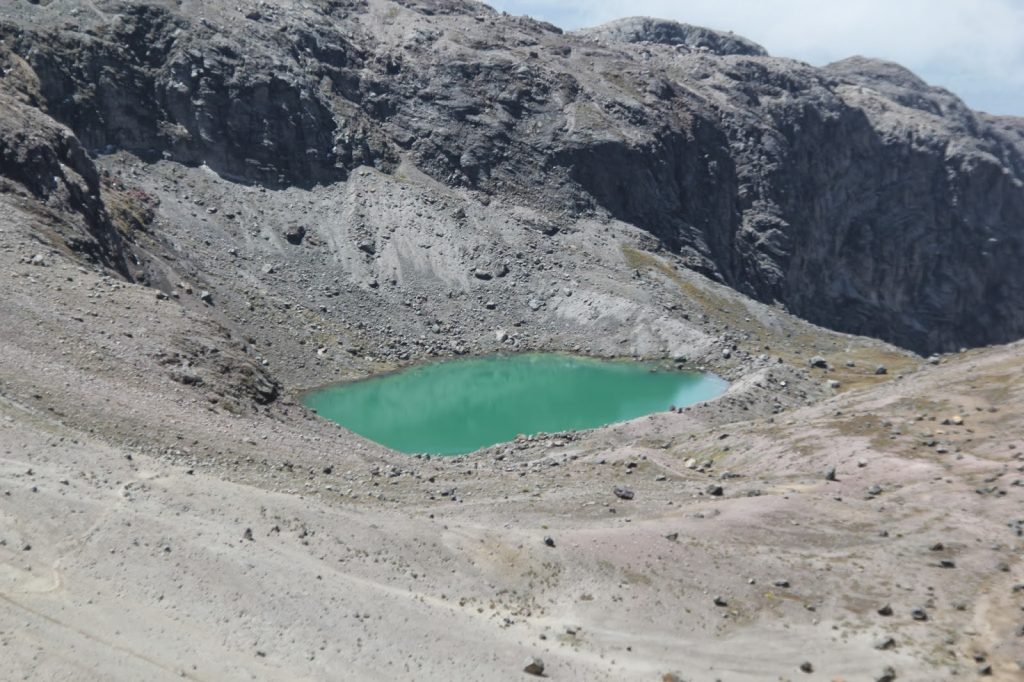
[1,2,395,187]
[1,0,1023,353]
[0,56,130,274]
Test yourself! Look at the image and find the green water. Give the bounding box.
[302,354,728,455]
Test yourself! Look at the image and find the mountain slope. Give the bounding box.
[1,0,1023,352]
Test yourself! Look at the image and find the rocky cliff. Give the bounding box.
[0,45,132,273]
[1,0,1023,353]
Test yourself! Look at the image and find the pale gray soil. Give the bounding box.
[1,189,1022,679]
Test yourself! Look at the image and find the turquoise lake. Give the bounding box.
[302,354,727,455]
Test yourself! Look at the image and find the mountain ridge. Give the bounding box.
[2,0,1022,353]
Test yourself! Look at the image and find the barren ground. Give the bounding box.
[1,176,1021,679]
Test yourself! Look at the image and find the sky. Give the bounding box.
[485,0,1024,116]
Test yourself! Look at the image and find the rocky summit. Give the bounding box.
[0,1,1022,680]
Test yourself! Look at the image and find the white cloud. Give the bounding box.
[486,0,1024,115]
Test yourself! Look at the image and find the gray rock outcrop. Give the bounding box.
[578,17,768,56]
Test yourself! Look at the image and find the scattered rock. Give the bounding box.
[523,657,545,676]
[706,484,724,496]
[876,666,897,682]
[168,369,203,386]
[799,661,814,673]
[809,356,828,369]
[284,225,306,244]
[874,635,896,650]
[613,486,634,500]
[875,365,888,375]
[543,535,555,548]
